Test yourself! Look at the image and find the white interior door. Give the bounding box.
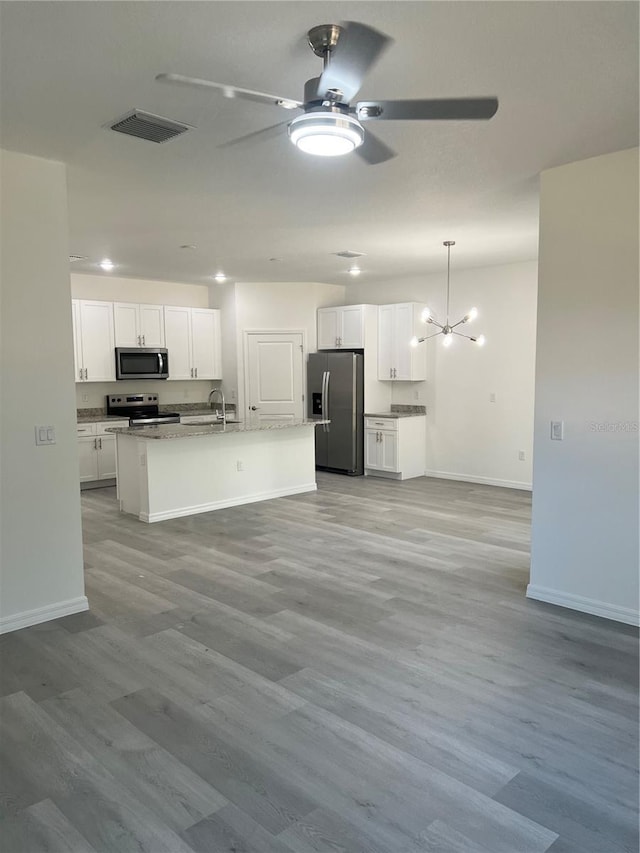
[246,332,304,425]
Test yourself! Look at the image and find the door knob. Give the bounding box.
[250,405,259,411]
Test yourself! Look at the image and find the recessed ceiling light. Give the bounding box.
[213,272,226,283]
[348,266,361,277]
[180,244,197,250]
[334,250,365,259]
[99,258,115,271]
[69,254,87,263]
[269,257,283,262]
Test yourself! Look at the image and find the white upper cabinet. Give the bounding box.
[317,305,375,349]
[73,299,116,382]
[114,302,164,348]
[191,308,221,379]
[317,307,340,349]
[164,306,222,380]
[378,302,427,381]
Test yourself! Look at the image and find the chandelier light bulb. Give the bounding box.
[410,336,419,348]
[442,334,453,348]
[466,307,478,322]
[421,307,432,323]
[476,334,486,347]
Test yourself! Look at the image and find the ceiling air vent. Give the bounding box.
[106,109,192,144]
[334,250,365,259]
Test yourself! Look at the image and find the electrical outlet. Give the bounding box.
[489,392,496,403]
[518,450,526,461]
[414,390,420,401]
[551,420,564,440]
[81,394,89,403]
[236,460,244,472]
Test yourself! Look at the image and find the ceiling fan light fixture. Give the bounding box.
[288,112,364,157]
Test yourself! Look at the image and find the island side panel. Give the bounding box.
[143,425,317,522]
[115,433,149,519]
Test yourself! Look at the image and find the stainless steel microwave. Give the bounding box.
[115,348,169,380]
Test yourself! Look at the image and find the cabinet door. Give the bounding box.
[340,305,364,348]
[380,431,399,472]
[365,429,381,469]
[79,301,116,382]
[317,308,339,349]
[377,304,394,379]
[139,304,165,347]
[113,302,140,347]
[164,307,192,380]
[97,435,117,479]
[393,303,414,380]
[78,436,99,482]
[71,300,82,381]
[191,309,221,379]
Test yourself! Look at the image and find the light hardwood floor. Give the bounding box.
[1,473,638,852]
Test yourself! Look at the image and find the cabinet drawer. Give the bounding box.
[76,423,96,436]
[365,417,398,431]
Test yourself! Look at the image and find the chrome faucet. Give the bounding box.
[208,387,226,424]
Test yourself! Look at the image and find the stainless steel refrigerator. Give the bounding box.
[307,351,364,475]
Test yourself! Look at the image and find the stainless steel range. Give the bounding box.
[106,393,181,426]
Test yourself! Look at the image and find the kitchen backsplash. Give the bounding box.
[75,379,222,409]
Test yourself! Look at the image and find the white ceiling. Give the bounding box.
[1,2,637,287]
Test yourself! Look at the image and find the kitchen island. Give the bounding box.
[108,419,328,523]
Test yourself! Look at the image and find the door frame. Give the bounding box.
[241,329,307,422]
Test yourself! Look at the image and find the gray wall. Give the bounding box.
[529,148,639,624]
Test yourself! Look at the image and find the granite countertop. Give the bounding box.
[364,405,427,419]
[77,404,236,424]
[106,419,329,440]
[77,413,130,424]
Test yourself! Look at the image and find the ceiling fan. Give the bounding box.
[156,21,498,165]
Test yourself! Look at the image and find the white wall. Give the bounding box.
[529,148,639,625]
[347,261,538,488]
[211,281,346,418]
[0,150,87,632]
[71,273,209,307]
[71,273,215,409]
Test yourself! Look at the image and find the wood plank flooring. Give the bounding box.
[1,473,638,852]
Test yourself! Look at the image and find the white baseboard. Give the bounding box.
[424,469,532,491]
[526,584,639,626]
[0,595,89,635]
[142,483,318,523]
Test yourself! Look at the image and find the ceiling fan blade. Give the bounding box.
[155,73,302,111]
[356,97,499,121]
[217,120,290,149]
[316,22,392,103]
[356,129,397,165]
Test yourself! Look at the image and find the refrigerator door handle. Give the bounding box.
[322,370,330,432]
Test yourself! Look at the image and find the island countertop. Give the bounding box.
[106,418,329,440]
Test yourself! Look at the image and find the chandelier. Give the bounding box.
[411,241,486,348]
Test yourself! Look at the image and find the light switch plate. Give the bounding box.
[35,425,56,445]
[550,420,564,440]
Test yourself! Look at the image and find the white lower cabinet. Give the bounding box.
[365,427,398,472]
[364,416,426,480]
[77,421,128,483]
